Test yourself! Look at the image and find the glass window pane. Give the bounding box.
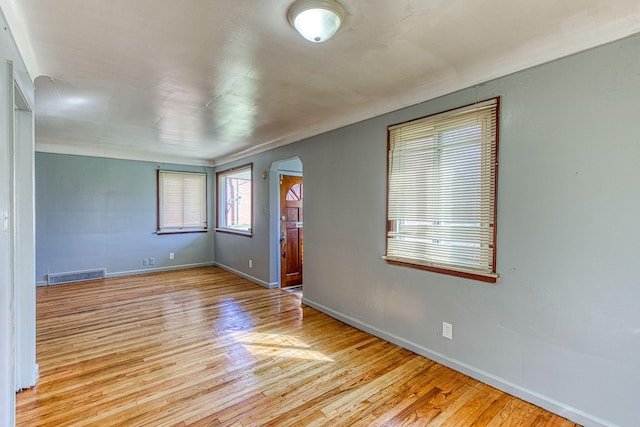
[216,164,253,234]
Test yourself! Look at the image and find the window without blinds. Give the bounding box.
[216,164,253,236]
[158,171,207,233]
[385,97,500,282]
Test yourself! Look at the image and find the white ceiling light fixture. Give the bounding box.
[287,0,346,43]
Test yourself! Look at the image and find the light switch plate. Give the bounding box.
[442,322,453,340]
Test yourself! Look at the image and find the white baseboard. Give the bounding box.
[36,262,216,286]
[301,297,616,427]
[105,262,215,279]
[32,363,39,385]
[213,262,278,289]
[16,363,39,392]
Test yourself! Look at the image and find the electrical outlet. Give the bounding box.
[442,322,453,340]
[149,258,155,266]
[248,259,253,268]
[142,259,148,266]
[169,252,175,260]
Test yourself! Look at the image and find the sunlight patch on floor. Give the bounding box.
[230,331,334,362]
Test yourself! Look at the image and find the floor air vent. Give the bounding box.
[47,268,106,285]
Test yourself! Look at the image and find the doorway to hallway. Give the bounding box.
[269,157,303,290]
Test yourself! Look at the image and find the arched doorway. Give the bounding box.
[280,174,303,287]
[269,157,302,288]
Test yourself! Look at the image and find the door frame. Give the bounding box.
[13,78,37,391]
[268,157,302,288]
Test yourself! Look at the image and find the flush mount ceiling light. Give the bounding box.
[287,0,346,43]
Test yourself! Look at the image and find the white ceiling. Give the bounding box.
[3,0,640,166]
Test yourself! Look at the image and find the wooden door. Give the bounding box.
[280,175,303,287]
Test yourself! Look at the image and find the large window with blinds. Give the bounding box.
[157,170,208,234]
[385,98,500,282]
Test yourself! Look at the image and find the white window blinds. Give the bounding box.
[386,98,499,282]
[158,171,207,233]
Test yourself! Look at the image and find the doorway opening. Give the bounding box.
[269,157,303,290]
[280,174,303,289]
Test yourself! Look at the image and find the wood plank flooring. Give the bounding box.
[16,267,579,426]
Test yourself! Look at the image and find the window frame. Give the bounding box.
[215,163,253,237]
[157,170,208,235]
[384,97,500,283]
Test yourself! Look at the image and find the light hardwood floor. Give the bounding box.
[17,267,579,426]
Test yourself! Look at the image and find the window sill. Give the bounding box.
[215,228,253,237]
[382,256,498,283]
[156,228,208,235]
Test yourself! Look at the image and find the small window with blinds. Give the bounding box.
[157,170,208,234]
[385,97,500,282]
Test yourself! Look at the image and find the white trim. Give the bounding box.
[301,297,619,427]
[32,363,38,385]
[213,262,278,289]
[37,263,217,286]
[38,264,275,288]
[35,143,215,167]
[105,262,214,279]
[15,363,38,392]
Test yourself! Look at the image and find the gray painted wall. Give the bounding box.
[214,34,640,427]
[213,155,304,287]
[35,153,215,283]
[213,155,288,286]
